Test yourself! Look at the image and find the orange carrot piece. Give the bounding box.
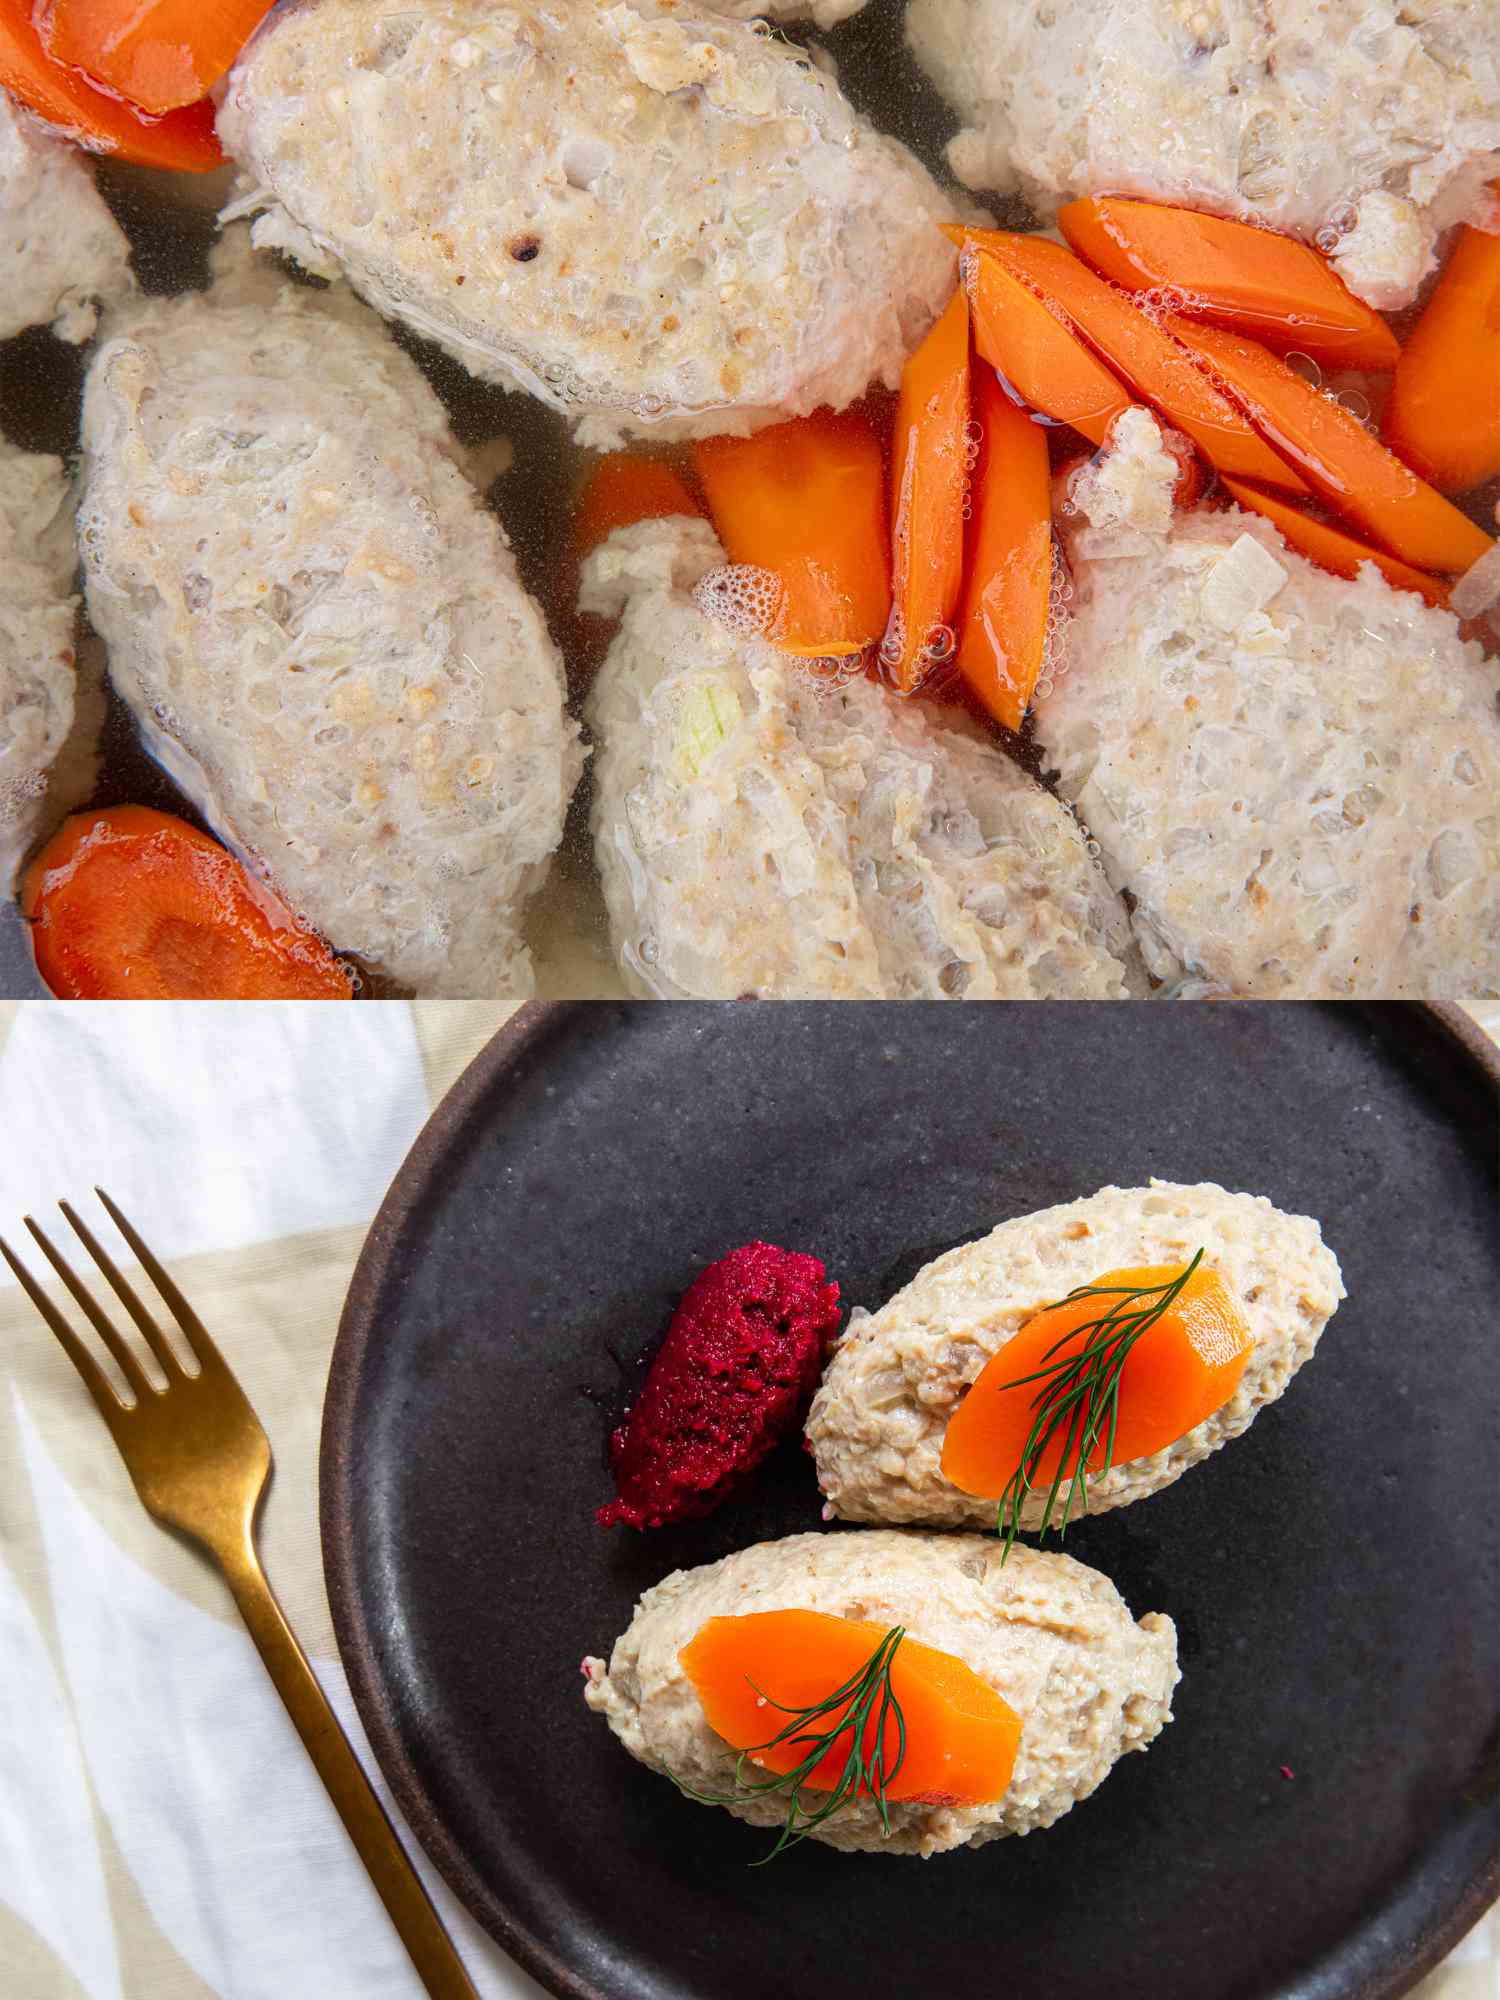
[951,226,1311,495]
[695,406,891,659]
[0,3,221,169]
[941,1262,1253,1499]
[41,0,272,114]
[570,453,701,568]
[1219,478,1453,609]
[681,1610,1021,1807]
[1167,317,1494,575]
[885,289,970,689]
[966,248,1132,448]
[1057,195,1401,374]
[1383,216,1500,494]
[954,368,1053,732]
[22,807,352,999]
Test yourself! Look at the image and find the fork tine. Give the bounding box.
[24,1217,152,1403]
[1,1233,131,1427]
[93,1189,228,1377]
[60,1201,186,1383]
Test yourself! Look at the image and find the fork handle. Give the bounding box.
[218,1537,480,1998]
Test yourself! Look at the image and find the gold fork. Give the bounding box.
[1,1189,479,2000]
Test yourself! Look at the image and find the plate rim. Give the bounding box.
[319,1000,1500,2000]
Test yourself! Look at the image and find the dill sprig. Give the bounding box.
[674,1626,907,1862]
[995,1249,1206,1563]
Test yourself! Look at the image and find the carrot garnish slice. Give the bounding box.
[1058,195,1400,375]
[22,807,352,999]
[966,248,1132,448]
[681,1610,1020,1809]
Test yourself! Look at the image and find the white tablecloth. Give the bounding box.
[0,999,1493,1998]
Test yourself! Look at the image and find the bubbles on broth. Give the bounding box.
[693,563,784,640]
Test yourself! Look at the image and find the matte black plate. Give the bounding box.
[323,1003,1499,2000]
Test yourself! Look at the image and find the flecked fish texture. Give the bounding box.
[77,243,583,996]
[583,1528,1178,1855]
[905,0,1500,308]
[1032,407,1500,998]
[0,94,133,343]
[582,516,1143,998]
[0,442,76,892]
[805,1180,1343,1529]
[219,0,959,444]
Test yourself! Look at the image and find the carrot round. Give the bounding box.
[1219,478,1452,610]
[885,288,970,690]
[1383,216,1500,494]
[966,248,1132,448]
[1058,195,1401,375]
[41,0,272,115]
[952,227,1311,495]
[695,406,891,660]
[1167,316,1494,576]
[954,368,1053,732]
[680,1610,1021,1807]
[941,1262,1253,1498]
[22,807,353,999]
[0,3,221,170]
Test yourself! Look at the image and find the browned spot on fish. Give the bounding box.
[431,230,455,261]
[661,314,680,333]
[510,234,541,263]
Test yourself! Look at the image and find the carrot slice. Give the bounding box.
[0,3,221,169]
[41,0,272,114]
[951,227,1310,495]
[570,452,701,568]
[966,248,1132,448]
[681,1610,1021,1807]
[21,807,352,999]
[1219,478,1453,610]
[1058,195,1401,374]
[1167,317,1494,575]
[1383,216,1500,493]
[695,406,891,660]
[941,1262,1253,1499]
[885,288,970,689]
[954,368,1053,732]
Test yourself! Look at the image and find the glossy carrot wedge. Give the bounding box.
[1058,195,1401,374]
[1167,317,1494,575]
[0,0,221,169]
[955,368,1053,732]
[42,0,273,114]
[569,452,701,568]
[1383,214,1500,493]
[1219,478,1452,609]
[695,406,890,659]
[885,288,970,689]
[681,1610,1021,1806]
[966,248,1132,447]
[22,807,352,999]
[950,226,1310,495]
[941,1262,1253,1498]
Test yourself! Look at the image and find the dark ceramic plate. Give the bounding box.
[322,1003,1500,2000]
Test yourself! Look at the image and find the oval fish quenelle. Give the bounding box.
[583,1529,1179,1856]
[218,0,960,446]
[0,439,76,894]
[76,236,583,998]
[806,1181,1343,1530]
[580,516,1144,1000]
